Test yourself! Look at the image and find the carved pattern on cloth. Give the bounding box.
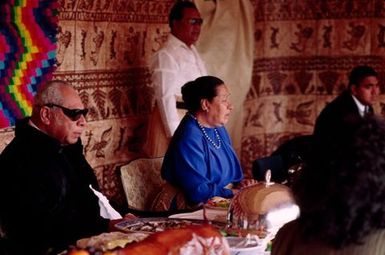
[51,70,153,205]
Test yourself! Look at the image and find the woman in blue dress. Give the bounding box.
[161,76,246,206]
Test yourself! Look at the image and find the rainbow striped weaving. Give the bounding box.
[0,0,58,128]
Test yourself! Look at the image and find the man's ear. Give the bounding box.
[40,107,51,125]
[350,84,358,96]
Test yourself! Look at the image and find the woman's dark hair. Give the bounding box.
[294,116,385,248]
[169,1,197,29]
[348,65,377,88]
[181,76,224,114]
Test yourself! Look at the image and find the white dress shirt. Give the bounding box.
[89,185,122,220]
[351,94,368,117]
[151,34,207,137]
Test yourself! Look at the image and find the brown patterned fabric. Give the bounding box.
[142,103,187,158]
[120,157,165,211]
[52,0,174,209]
[150,182,188,212]
[142,105,170,158]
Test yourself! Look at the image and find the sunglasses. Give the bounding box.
[45,103,88,121]
[188,18,203,25]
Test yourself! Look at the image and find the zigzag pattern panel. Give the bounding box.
[0,0,58,128]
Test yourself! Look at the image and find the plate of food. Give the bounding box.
[205,196,231,210]
[115,217,225,234]
[75,231,149,251]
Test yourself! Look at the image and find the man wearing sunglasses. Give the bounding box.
[0,80,125,254]
[143,1,208,157]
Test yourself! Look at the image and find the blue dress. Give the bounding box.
[162,114,244,204]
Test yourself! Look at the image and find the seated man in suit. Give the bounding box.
[0,80,129,254]
[313,65,380,142]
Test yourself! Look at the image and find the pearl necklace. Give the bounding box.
[189,113,221,149]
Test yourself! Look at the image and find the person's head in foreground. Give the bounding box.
[348,65,380,106]
[182,75,233,127]
[31,80,88,145]
[273,115,385,254]
[169,1,203,46]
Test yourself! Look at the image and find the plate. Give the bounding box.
[227,236,267,255]
[115,217,225,234]
[205,196,231,210]
[76,231,149,251]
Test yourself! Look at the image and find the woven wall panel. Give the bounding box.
[49,0,174,207]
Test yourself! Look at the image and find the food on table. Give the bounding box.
[206,196,231,209]
[76,231,148,251]
[115,217,224,234]
[65,224,230,255]
[265,239,273,252]
[114,224,229,255]
[121,219,193,232]
[66,249,90,255]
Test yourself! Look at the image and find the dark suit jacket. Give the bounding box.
[313,90,373,143]
[0,118,109,254]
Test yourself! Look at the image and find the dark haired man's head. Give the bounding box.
[169,1,203,46]
[348,65,378,88]
[348,65,380,106]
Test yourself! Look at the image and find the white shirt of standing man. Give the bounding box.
[151,6,208,137]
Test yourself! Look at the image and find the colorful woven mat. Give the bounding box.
[0,0,58,128]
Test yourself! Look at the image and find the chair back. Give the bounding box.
[253,135,312,184]
[120,157,165,211]
[252,154,285,182]
[272,134,313,170]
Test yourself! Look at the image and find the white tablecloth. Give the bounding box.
[169,207,227,223]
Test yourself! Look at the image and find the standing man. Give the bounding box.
[143,1,208,157]
[0,80,122,254]
[313,65,380,140]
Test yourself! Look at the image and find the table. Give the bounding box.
[169,207,227,223]
[169,207,271,255]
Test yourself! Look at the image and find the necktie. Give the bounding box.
[364,106,372,117]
